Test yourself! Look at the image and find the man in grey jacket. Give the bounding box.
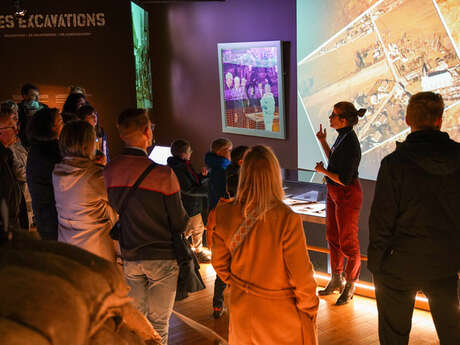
[368,92,460,345]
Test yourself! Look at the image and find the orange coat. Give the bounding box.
[212,201,319,345]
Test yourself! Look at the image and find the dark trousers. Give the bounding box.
[36,222,58,241]
[213,275,226,308]
[326,179,362,282]
[18,192,29,230]
[373,274,460,345]
[38,230,58,240]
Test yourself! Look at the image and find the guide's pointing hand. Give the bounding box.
[314,161,326,173]
[316,124,327,141]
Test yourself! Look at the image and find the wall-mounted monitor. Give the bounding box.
[218,41,286,139]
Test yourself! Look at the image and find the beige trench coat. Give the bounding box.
[53,157,118,261]
[212,201,319,345]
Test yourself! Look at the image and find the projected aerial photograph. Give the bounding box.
[436,0,460,52]
[298,0,460,180]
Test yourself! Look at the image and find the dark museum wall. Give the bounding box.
[0,0,136,156]
[145,0,297,169]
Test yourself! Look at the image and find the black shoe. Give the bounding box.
[212,306,225,319]
[318,273,345,296]
[335,282,355,305]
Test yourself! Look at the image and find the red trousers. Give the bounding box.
[326,179,362,282]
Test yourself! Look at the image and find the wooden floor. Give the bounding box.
[168,264,440,345]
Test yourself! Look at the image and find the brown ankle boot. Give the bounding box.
[335,282,355,305]
[318,273,345,296]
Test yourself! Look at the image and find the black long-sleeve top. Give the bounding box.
[26,139,61,236]
[167,156,208,217]
[326,126,361,186]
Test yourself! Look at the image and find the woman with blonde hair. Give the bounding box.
[53,121,118,261]
[212,145,319,345]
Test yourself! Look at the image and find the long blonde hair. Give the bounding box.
[235,145,284,218]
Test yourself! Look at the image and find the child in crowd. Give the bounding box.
[226,145,249,198]
[167,139,211,263]
[206,145,248,260]
[204,138,233,318]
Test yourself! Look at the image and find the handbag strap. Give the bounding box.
[229,205,274,255]
[118,162,157,217]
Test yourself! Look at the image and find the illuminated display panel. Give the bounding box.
[218,41,286,139]
[131,1,153,108]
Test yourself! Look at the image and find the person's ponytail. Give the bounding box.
[357,108,367,118]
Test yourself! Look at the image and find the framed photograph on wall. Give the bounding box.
[217,41,285,139]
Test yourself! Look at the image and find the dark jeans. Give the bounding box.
[213,275,226,308]
[38,231,58,240]
[373,274,460,345]
[37,222,58,240]
[19,192,29,230]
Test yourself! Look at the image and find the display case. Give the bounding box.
[282,169,326,224]
[283,168,372,280]
[282,169,430,310]
[282,169,330,278]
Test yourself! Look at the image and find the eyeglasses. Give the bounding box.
[140,123,155,133]
[329,111,344,119]
[0,126,17,131]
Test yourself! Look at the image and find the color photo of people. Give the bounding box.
[218,42,285,139]
[131,1,153,109]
